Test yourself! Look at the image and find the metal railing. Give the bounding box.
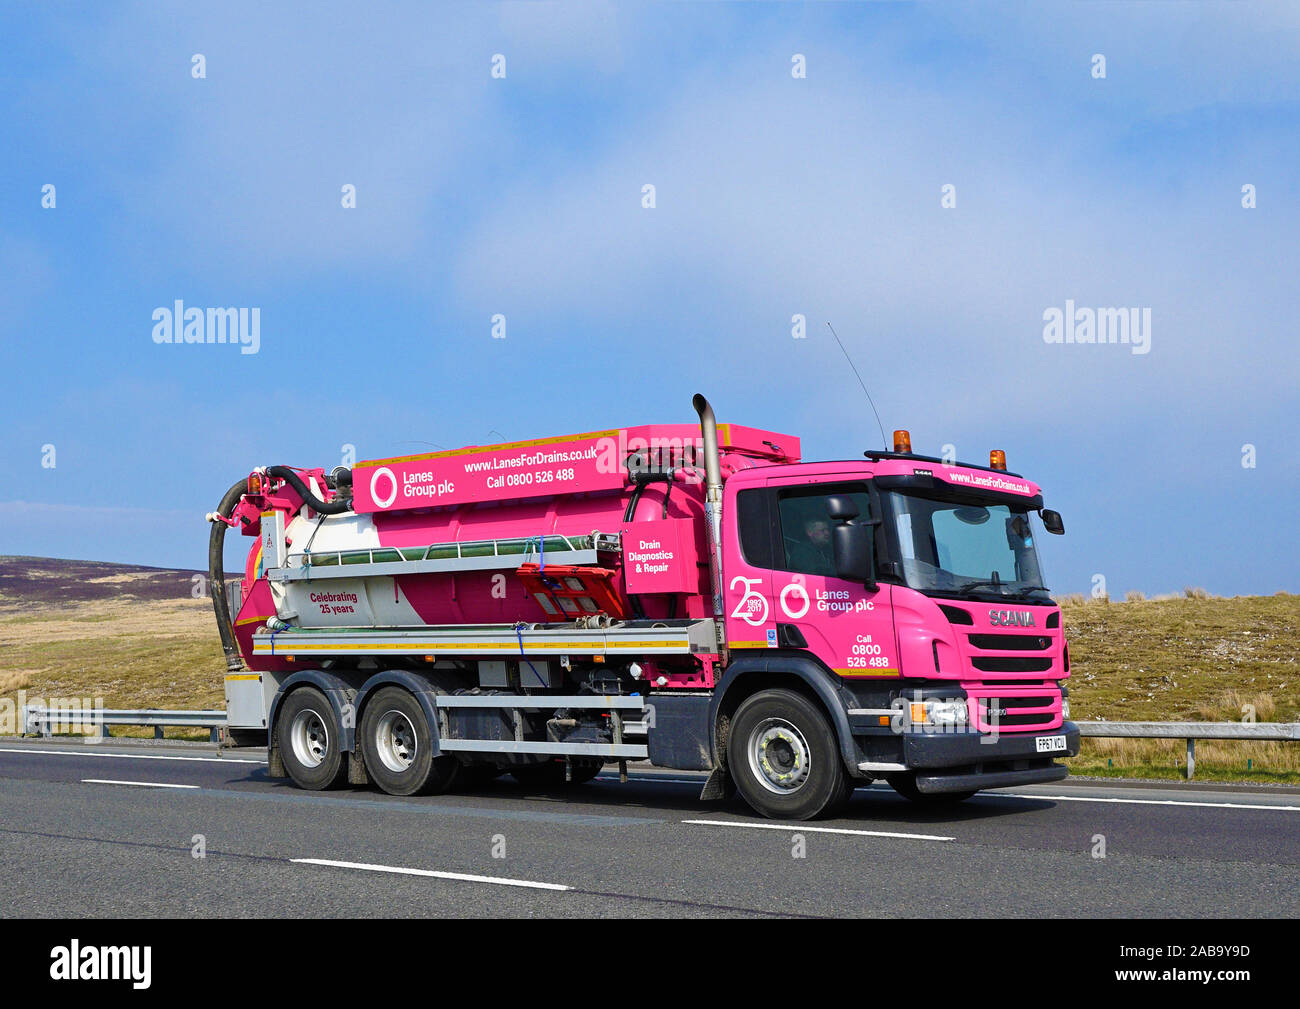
[1076,720,1300,779]
[23,706,227,743]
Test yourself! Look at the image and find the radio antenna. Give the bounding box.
[827,322,888,450]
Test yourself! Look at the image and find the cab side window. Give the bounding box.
[776,484,871,577]
[736,488,775,568]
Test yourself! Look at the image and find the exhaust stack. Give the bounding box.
[692,393,725,618]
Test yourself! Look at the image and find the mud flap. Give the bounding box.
[267,741,286,779]
[699,765,734,801]
[347,750,369,786]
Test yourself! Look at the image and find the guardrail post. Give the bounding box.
[154,726,164,740]
[1186,738,1195,780]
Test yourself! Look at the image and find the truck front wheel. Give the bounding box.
[727,688,853,820]
[360,686,460,796]
[277,687,347,791]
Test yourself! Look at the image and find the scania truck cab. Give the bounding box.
[720,444,1076,815]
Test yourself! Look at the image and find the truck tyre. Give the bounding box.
[277,687,347,791]
[885,772,976,804]
[727,688,853,820]
[510,758,604,787]
[360,686,460,796]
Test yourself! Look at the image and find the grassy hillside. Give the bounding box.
[0,557,226,736]
[1,557,1297,781]
[1060,592,1299,782]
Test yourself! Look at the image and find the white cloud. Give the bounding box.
[448,49,1298,440]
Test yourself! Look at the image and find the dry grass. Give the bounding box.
[0,670,35,694]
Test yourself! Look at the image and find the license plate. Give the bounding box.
[1036,735,1067,753]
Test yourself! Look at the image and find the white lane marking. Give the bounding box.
[993,792,1300,813]
[684,819,954,842]
[82,778,199,789]
[0,747,260,764]
[291,858,571,891]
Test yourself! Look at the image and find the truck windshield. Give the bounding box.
[881,490,1048,600]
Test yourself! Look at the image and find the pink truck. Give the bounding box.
[211,394,1078,819]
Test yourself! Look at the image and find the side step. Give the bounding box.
[432,693,649,760]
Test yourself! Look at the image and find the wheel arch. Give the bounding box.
[353,670,449,759]
[268,669,359,754]
[709,654,861,776]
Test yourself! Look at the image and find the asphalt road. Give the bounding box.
[1,738,1297,918]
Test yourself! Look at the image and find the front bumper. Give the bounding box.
[902,721,1080,794]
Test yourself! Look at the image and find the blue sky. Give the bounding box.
[1,1,1297,597]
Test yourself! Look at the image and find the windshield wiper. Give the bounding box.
[955,580,1008,596]
[954,581,1052,600]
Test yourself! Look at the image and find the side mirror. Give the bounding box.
[826,495,859,521]
[827,497,876,589]
[1040,509,1065,535]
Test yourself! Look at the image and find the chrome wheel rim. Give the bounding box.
[374,709,418,773]
[747,717,812,794]
[289,708,330,769]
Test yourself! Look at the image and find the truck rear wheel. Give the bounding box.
[886,772,976,804]
[277,687,346,791]
[360,686,460,796]
[727,688,853,820]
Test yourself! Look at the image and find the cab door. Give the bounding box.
[759,474,897,680]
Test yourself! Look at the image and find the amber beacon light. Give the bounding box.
[893,429,912,454]
[989,449,1007,470]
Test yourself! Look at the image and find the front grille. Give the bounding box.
[998,713,1056,726]
[971,656,1054,673]
[978,693,1060,732]
[986,695,1053,709]
[968,633,1053,651]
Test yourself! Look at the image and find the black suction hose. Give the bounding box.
[209,480,247,672]
[209,469,350,672]
[266,465,352,515]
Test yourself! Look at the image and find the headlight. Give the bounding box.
[1061,696,1071,719]
[909,698,968,727]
